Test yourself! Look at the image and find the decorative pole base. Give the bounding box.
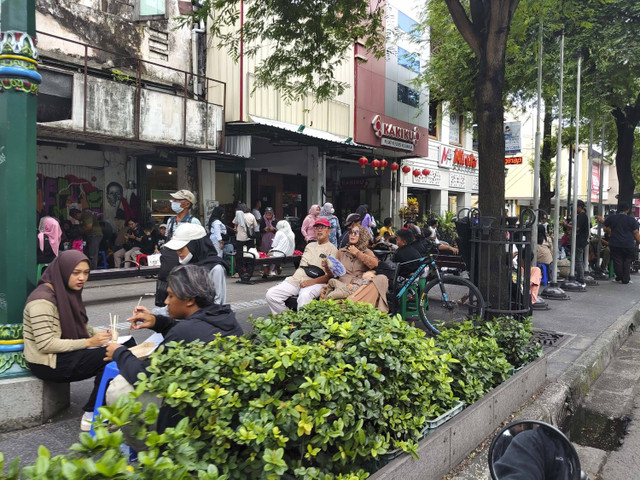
[0,323,29,378]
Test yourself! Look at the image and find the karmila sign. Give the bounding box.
[372,115,420,151]
[440,146,477,169]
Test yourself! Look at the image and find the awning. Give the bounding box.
[226,115,372,157]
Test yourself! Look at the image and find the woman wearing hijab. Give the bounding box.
[163,223,229,305]
[23,250,113,431]
[264,219,296,276]
[319,203,341,248]
[207,206,227,257]
[37,216,63,264]
[322,225,389,312]
[301,204,321,242]
[259,207,277,253]
[232,202,258,254]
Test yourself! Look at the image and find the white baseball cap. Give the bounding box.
[164,223,206,250]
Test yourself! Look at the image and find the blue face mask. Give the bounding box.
[171,201,184,214]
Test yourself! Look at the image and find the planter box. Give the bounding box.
[420,401,465,437]
[369,355,547,480]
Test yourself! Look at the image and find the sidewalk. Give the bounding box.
[2,273,639,472]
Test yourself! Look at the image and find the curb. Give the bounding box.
[514,305,640,425]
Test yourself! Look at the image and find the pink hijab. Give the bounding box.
[38,217,62,256]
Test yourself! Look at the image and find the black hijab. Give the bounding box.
[26,250,90,339]
[186,236,230,273]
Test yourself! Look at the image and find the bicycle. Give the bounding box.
[395,254,485,335]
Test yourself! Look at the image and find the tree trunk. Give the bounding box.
[539,101,553,215]
[612,92,640,209]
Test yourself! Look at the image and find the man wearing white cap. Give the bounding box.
[155,189,202,306]
[158,223,228,306]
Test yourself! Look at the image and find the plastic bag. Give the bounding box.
[147,253,162,266]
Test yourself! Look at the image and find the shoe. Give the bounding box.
[269,271,277,276]
[261,273,268,279]
[80,411,93,432]
[623,280,633,284]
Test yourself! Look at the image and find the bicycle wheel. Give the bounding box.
[418,275,485,334]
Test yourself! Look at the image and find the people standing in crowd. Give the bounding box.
[339,213,361,248]
[79,209,103,270]
[233,202,258,254]
[105,264,242,433]
[589,231,610,274]
[161,223,229,305]
[252,200,263,224]
[424,219,439,242]
[260,207,277,252]
[266,219,296,276]
[319,203,341,248]
[113,219,142,268]
[265,218,337,313]
[536,224,554,274]
[378,217,395,239]
[22,250,113,431]
[68,208,82,226]
[599,202,640,284]
[207,206,227,257]
[301,204,321,243]
[563,200,589,284]
[37,216,63,264]
[356,205,373,236]
[404,218,423,240]
[323,225,389,312]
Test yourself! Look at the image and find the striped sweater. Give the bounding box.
[23,299,89,369]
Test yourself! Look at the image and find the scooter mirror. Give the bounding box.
[488,420,583,480]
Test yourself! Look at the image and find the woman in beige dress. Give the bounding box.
[323,225,389,312]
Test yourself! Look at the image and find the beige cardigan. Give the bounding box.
[23,298,89,369]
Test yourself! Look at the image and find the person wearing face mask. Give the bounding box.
[319,203,341,248]
[155,190,201,306]
[159,223,229,306]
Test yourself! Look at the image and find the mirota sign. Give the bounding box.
[372,115,420,151]
[440,145,477,169]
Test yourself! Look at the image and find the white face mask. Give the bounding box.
[171,201,184,214]
[330,208,334,214]
[178,252,193,264]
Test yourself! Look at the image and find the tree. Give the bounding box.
[183,0,385,102]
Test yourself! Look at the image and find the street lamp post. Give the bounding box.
[0,0,40,378]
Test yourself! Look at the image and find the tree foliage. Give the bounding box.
[183,0,385,102]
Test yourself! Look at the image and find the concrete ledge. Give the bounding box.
[370,355,548,480]
[0,376,70,433]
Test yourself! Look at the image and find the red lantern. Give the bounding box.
[401,165,411,174]
[412,169,421,177]
[389,162,399,172]
[358,156,369,171]
[380,159,388,170]
[371,159,381,173]
[422,169,430,176]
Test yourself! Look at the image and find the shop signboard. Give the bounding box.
[440,145,454,168]
[472,176,479,191]
[372,114,420,152]
[412,170,441,186]
[504,122,521,154]
[381,137,414,151]
[441,145,477,169]
[505,156,523,165]
[450,173,466,189]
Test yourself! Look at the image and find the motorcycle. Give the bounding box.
[488,420,589,480]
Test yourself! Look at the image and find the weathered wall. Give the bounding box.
[36,0,192,85]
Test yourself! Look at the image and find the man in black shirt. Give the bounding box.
[392,229,423,278]
[600,202,640,284]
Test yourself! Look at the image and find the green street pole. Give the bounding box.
[0,0,40,378]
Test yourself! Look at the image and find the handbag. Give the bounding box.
[302,265,326,279]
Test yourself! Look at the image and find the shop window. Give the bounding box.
[398,47,420,74]
[429,100,440,139]
[136,0,166,20]
[449,111,463,145]
[398,11,420,41]
[397,83,420,108]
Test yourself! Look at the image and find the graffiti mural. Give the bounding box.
[36,174,103,222]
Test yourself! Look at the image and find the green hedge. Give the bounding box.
[1,303,541,479]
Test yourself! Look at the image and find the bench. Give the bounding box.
[236,251,302,285]
[88,264,160,280]
[434,254,467,273]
